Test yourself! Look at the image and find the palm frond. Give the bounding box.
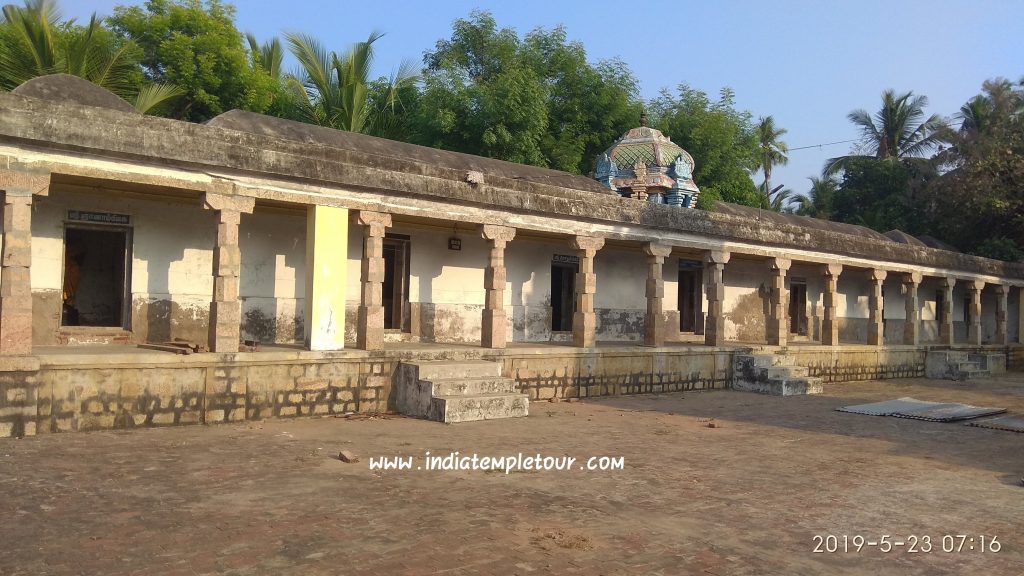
[132,82,184,115]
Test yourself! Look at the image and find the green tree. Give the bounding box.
[647,85,761,208]
[416,11,640,173]
[0,0,181,113]
[929,77,1024,260]
[825,89,946,175]
[789,176,836,218]
[753,115,788,204]
[284,30,418,135]
[108,0,273,121]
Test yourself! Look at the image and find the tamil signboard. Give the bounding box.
[67,210,131,225]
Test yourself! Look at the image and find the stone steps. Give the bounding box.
[733,353,822,396]
[925,350,994,380]
[427,377,519,397]
[395,361,529,423]
[429,393,529,424]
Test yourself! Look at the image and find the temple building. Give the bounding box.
[0,74,1021,435]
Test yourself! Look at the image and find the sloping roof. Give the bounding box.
[205,110,616,195]
[12,74,138,114]
[713,203,897,243]
[884,229,928,247]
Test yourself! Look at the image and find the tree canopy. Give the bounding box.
[107,0,274,121]
[648,86,762,208]
[414,11,640,175]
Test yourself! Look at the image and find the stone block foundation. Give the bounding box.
[0,343,1019,437]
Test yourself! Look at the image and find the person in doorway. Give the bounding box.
[62,247,84,325]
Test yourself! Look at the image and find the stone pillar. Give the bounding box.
[867,269,887,346]
[643,243,672,347]
[902,272,922,345]
[994,284,1008,346]
[821,264,842,346]
[570,235,604,348]
[0,168,48,355]
[703,251,729,346]
[939,277,955,345]
[766,257,791,346]
[203,193,255,353]
[967,279,984,345]
[356,211,391,351]
[304,205,349,351]
[480,224,515,349]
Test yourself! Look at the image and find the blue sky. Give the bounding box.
[67,0,1024,196]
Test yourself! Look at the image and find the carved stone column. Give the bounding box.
[967,280,984,345]
[643,243,672,347]
[704,251,729,346]
[766,257,791,346]
[0,168,49,355]
[867,269,887,346]
[903,272,922,345]
[994,284,1008,346]
[821,264,842,346]
[939,277,955,345]
[480,224,515,349]
[356,211,391,351]
[203,193,255,353]
[570,236,604,348]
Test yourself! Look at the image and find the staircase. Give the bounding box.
[733,352,823,396]
[925,350,995,381]
[394,360,529,423]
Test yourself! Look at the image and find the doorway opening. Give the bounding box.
[550,261,577,331]
[382,235,411,331]
[678,266,703,332]
[789,280,808,336]
[61,226,130,327]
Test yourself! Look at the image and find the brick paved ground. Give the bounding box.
[2,374,1023,576]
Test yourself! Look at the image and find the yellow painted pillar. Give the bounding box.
[304,205,349,351]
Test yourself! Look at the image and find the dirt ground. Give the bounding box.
[2,374,1023,576]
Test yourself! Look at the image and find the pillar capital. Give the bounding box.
[0,165,50,197]
[768,257,791,272]
[202,192,254,214]
[643,243,672,259]
[704,250,730,265]
[570,235,605,253]
[939,276,956,289]
[822,263,842,277]
[994,283,1008,295]
[480,224,516,243]
[968,279,986,291]
[355,210,392,230]
[869,269,887,282]
[902,271,922,285]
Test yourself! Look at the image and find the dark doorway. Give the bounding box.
[935,289,945,321]
[789,281,808,336]
[62,226,129,327]
[550,262,577,331]
[382,235,411,331]
[678,268,702,332]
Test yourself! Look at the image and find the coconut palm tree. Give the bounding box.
[247,33,283,81]
[753,115,788,204]
[0,0,181,114]
[285,31,417,135]
[789,176,837,218]
[824,89,946,175]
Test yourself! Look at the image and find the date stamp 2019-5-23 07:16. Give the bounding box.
[812,534,1002,554]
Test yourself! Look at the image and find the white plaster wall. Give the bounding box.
[239,210,306,343]
[722,258,767,342]
[32,190,215,325]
